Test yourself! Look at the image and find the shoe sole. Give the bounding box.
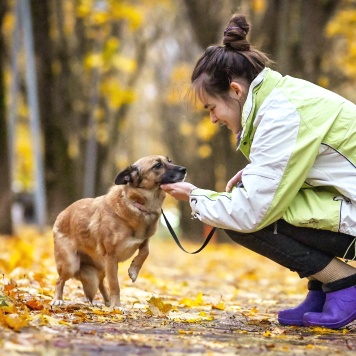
[303,309,356,329]
[278,318,304,327]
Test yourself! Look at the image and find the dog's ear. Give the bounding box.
[115,165,139,185]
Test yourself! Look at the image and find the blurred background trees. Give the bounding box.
[1,0,355,238]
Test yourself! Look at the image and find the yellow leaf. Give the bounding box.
[5,313,29,331]
[249,307,258,315]
[179,292,204,307]
[178,329,193,334]
[147,296,172,316]
[263,330,272,337]
[212,301,225,311]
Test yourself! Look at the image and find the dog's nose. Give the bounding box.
[180,167,187,174]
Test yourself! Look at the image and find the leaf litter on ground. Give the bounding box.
[0,226,355,355]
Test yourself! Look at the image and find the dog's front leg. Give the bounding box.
[105,254,121,308]
[128,239,149,282]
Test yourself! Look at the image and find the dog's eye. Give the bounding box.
[154,162,163,169]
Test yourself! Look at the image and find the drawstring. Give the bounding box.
[343,237,356,263]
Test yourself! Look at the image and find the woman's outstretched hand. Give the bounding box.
[226,169,244,192]
[161,182,197,201]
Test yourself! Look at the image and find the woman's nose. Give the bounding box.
[210,112,218,124]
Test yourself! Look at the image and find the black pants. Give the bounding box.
[225,220,356,279]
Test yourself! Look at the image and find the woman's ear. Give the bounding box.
[230,81,244,100]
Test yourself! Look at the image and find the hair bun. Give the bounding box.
[223,14,250,51]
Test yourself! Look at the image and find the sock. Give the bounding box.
[312,258,356,284]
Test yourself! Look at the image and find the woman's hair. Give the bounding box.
[191,14,272,98]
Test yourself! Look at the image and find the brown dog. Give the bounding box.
[51,155,186,308]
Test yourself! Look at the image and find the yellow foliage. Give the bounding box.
[318,75,330,88]
[68,136,79,159]
[112,55,137,74]
[0,236,34,272]
[2,11,14,34]
[196,116,217,141]
[179,121,194,137]
[110,2,143,30]
[100,78,135,109]
[92,11,110,26]
[252,0,266,13]
[103,37,120,63]
[326,9,356,76]
[166,64,192,105]
[198,144,212,159]
[15,123,34,191]
[76,0,93,18]
[84,53,104,70]
[97,123,109,145]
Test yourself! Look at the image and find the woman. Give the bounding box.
[161,14,356,329]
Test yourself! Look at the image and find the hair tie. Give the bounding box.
[224,26,246,36]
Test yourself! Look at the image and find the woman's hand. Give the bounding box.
[161,182,197,201]
[226,169,244,192]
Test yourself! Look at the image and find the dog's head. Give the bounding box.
[115,155,186,190]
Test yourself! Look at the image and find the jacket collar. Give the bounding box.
[242,67,269,127]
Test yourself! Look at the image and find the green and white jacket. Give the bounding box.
[189,68,356,236]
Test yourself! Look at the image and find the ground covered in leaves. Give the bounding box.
[0,227,356,355]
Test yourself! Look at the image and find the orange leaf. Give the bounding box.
[25,299,44,311]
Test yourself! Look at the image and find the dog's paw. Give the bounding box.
[112,305,125,314]
[128,266,139,282]
[91,301,104,308]
[50,299,65,306]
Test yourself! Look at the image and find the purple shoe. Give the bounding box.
[303,286,356,329]
[278,290,326,326]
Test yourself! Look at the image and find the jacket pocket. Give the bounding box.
[283,188,341,232]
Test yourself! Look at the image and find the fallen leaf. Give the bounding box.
[147,296,172,316]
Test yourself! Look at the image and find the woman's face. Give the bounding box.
[200,82,246,135]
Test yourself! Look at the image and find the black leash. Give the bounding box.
[161,209,216,254]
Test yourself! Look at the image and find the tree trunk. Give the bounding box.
[0,0,13,235]
[30,0,80,223]
[255,0,339,82]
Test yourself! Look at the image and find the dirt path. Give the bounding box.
[0,231,355,355]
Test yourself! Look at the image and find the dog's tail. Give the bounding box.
[75,264,99,303]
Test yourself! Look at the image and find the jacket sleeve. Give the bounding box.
[189,90,323,232]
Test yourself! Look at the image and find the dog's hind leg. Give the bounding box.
[51,235,80,306]
[75,264,99,304]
